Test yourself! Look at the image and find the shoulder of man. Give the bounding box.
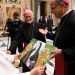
[34,21,41,26]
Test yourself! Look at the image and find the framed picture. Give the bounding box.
[6,0,17,3]
[19,38,56,70]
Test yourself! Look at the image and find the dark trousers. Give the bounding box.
[9,40,23,54]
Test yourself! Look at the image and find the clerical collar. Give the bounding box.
[58,9,72,23]
[61,9,72,19]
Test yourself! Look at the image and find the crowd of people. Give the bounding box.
[1,0,75,75]
[5,9,53,54]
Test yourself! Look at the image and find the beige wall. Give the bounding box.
[0,0,32,29]
[0,0,73,29]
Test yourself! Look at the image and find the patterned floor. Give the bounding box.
[0,36,10,51]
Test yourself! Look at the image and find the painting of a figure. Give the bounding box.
[24,41,42,69]
[20,38,56,70]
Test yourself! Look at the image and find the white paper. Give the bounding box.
[45,58,55,75]
[0,54,19,75]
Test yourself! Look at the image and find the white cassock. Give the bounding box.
[0,50,30,75]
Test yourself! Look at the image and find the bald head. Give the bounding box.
[23,9,34,24]
[23,9,33,16]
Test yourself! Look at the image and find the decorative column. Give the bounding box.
[37,1,40,22]
[34,0,41,22]
[46,1,50,16]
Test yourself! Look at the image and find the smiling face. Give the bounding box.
[23,10,34,24]
[50,0,69,18]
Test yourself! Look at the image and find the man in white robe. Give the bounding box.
[0,50,45,75]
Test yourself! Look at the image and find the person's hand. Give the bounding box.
[5,50,11,54]
[14,53,20,64]
[13,53,20,67]
[39,28,48,35]
[30,66,46,75]
[14,53,20,60]
[49,49,62,60]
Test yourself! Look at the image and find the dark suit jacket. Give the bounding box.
[20,22,46,43]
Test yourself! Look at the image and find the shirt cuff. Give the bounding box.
[6,55,15,63]
[21,72,30,75]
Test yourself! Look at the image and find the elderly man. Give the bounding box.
[39,0,75,75]
[19,9,46,72]
[21,9,46,47]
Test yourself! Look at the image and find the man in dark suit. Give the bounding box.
[39,0,75,75]
[47,15,53,31]
[7,11,24,54]
[38,16,43,24]
[19,9,46,72]
[21,9,46,47]
[38,15,53,32]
